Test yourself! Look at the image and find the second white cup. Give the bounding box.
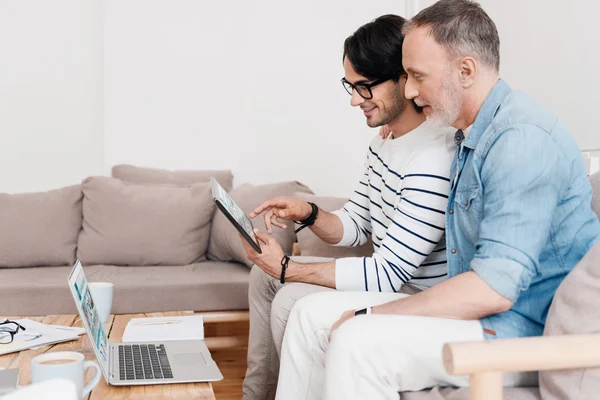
[88,282,113,323]
[31,351,101,399]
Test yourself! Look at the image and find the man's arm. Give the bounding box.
[241,229,338,287]
[330,270,513,335]
[285,259,337,288]
[304,209,345,245]
[372,271,512,319]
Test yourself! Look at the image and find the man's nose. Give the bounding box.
[350,89,364,107]
[405,77,419,100]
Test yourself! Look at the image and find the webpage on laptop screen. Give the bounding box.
[71,264,109,369]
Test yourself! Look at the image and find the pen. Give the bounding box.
[131,320,183,325]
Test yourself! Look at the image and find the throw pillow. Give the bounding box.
[77,177,214,266]
[0,185,82,267]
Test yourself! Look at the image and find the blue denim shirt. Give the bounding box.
[447,79,600,340]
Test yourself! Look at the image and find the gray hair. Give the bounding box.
[403,0,500,71]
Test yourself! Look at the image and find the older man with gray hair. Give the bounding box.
[273,1,600,400]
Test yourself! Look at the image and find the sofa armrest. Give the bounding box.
[443,333,600,375]
[442,334,600,400]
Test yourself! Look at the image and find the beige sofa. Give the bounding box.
[0,165,311,316]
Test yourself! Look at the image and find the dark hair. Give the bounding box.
[343,14,407,82]
[404,0,500,71]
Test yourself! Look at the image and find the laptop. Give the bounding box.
[67,260,223,385]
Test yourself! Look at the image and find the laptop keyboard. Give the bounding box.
[118,344,173,381]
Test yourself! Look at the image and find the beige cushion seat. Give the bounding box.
[0,261,250,316]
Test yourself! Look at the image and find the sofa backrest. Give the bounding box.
[112,164,234,192]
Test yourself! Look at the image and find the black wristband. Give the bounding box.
[354,307,372,316]
[294,202,319,234]
[280,255,290,284]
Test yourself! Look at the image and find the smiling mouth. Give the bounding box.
[362,107,376,117]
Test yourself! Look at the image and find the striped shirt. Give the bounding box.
[333,122,456,292]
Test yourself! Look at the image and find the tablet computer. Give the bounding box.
[210,177,262,254]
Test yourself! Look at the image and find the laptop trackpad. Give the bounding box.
[173,352,208,367]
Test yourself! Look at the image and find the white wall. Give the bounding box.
[0,0,104,193]
[2,1,599,194]
[413,0,600,150]
[103,0,407,197]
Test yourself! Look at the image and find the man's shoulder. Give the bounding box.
[475,87,575,160]
[368,132,385,150]
[489,89,559,138]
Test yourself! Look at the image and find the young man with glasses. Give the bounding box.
[240,14,455,400]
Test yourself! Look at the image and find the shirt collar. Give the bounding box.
[462,79,511,149]
[463,124,473,139]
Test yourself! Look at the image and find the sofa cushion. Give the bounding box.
[207,181,313,267]
[77,177,214,266]
[539,240,600,400]
[0,185,82,268]
[402,387,541,400]
[295,192,374,258]
[0,262,250,315]
[112,164,234,192]
[590,172,600,218]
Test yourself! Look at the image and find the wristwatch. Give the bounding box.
[354,307,372,316]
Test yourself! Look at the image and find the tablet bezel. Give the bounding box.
[210,178,262,254]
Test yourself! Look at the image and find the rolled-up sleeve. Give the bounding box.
[471,124,568,302]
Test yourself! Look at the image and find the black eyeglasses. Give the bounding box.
[0,319,26,345]
[341,77,390,100]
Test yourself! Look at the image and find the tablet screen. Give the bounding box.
[211,178,260,250]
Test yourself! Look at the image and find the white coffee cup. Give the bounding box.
[88,282,114,323]
[31,351,101,399]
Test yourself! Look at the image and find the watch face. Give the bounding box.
[354,308,367,316]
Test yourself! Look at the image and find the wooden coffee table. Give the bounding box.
[0,311,215,399]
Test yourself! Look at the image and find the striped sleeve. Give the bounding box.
[331,151,373,247]
[335,153,451,292]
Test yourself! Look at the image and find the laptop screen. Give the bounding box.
[68,260,110,379]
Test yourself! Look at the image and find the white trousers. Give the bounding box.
[275,291,485,400]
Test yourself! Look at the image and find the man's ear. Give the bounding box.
[459,57,477,88]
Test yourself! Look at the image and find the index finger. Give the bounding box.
[249,197,288,218]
